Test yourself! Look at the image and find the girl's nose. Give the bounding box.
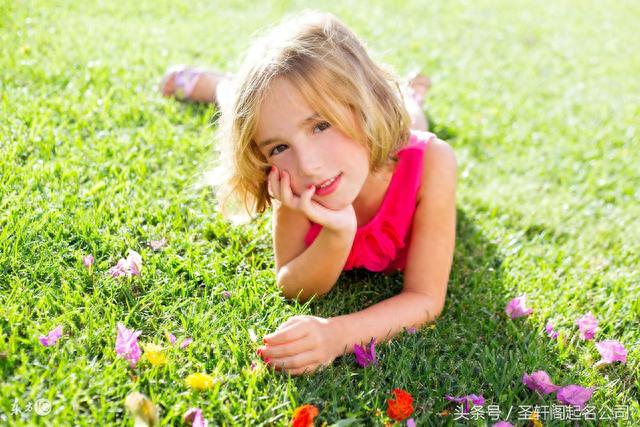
[296,147,322,177]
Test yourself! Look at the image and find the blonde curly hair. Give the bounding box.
[205,10,411,223]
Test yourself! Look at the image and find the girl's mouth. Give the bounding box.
[315,173,342,196]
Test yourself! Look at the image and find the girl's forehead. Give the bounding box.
[257,79,315,131]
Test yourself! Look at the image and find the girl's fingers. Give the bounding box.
[263,322,307,345]
[279,170,294,206]
[298,184,317,220]
[260,335,314,359]
[269,166,281,200]
[268,350,318,371]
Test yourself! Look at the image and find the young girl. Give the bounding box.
[199,10,457,375]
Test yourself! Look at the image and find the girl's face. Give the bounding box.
[254,78,370,210]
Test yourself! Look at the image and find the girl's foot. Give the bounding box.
[160,66,229,104]
[407,73,431,106]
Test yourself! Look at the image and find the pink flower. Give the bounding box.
[445,394,485,413]
[576,313,598,340]
[406,418,416,427]
[149,238,167,251]
[221,290,232,299]
[109,250,142,278]
[38,325,63,346]
[180,338,193,349]
[115,323,142,368]
[405,326,417,334]
[522,370,559,395]
[166,332,177,345]
[493,422,515,427]
[545,321,559,339]
[83,254,94,268]
[127,250,142,276]
[556,384,593,409]
[594,340,627,366]
[183,407,208,427]
[505,296,533,319]
[354,338,377,367]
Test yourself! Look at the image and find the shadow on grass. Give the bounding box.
[291,209,596,426]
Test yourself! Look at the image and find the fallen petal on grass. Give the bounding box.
[183,407,208,427]
[445,394,485,413]
[115,323,142,368]
[149,238,167,251]
[522,370,560,394]
[354,338,377,368]
[594,340,627,366]
[576,312,598,340]
[38,325,63,347]
[82,254,94,268]
[545,321,559,339]
[556,384,594,409]
[505,295,533,319]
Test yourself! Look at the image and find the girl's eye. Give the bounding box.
[270,144,287,156]
[313,121,331,134]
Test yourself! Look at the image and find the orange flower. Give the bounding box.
[291,404,319,427]
[386,388,414,421]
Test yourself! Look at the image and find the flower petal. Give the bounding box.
[38,325,63,347]
[576,313,598,340]
[594,340,627,365]
[183,407,208,427]
[522,370,559,395]
[556,384,593,409]
[82,254,94,268]
[505,295,533,319]
[115,323,142,368]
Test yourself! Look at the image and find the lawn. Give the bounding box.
[1,0,639,425]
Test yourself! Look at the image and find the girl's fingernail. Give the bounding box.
[256,348,262,356]
[263,338,268,344]
[307,184,314,190]
[264,358,271,364]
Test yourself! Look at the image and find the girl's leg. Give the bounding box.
[404,74,431,131]
[160,67,231,105]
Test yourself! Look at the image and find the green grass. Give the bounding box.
[1,0,639,425]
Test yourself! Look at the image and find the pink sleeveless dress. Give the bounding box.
[303,130,436,273]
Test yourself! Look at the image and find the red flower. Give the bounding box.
[386,388,414,421]
[291,404,319,427]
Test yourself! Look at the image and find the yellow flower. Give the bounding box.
[529,410,544,427]
[143,343,167,367]
[185,373,217,390]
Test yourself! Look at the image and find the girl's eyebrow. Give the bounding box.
[257,112,320,148]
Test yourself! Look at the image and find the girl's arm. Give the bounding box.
[334,139,457,347]
[272,201,356,302]
[269,167,358,302]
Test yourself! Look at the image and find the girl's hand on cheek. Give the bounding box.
[268,166,357,235]
[257,315,345,376]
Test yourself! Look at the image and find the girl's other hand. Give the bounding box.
[257,315,345,375]
[268,166,357,235]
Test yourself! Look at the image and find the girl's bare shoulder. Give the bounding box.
[418,138,457,204]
